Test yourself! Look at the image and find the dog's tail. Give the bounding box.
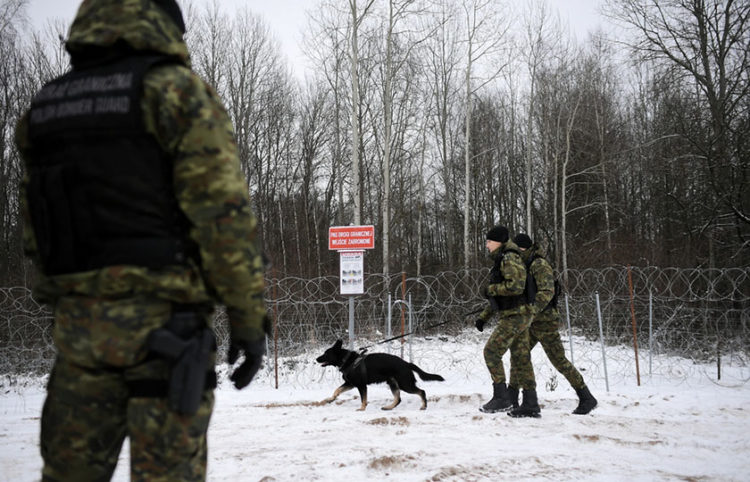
[410,364,445,382]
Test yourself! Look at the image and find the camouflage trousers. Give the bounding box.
[41,296,214,482]
[510,308,585,390]
[483,307,535,389]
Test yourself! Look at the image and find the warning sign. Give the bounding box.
[328,225,375,250]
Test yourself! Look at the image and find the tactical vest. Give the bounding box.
[526,252,560,311]
[25,54,196,275]
[489,247,527,310]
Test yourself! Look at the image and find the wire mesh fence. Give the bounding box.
[2,267,748,386]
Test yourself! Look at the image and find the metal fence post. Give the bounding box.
[565,293,574,366]
[348,296,355,349]
[595,291,610,392]
[387,293,392,354]
[392,299,408,359]
[408,294,413,362]
[627,266,641,386]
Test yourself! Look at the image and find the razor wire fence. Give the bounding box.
[1,267,749,386]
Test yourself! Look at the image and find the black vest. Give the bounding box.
[26,54,195,275]
[489,247,527,310]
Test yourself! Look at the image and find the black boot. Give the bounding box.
[507,385,519,410]
[508,388,541,418]
[573,386,597,415]
[479,382,512,413]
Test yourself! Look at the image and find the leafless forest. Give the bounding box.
[1,0,748,287]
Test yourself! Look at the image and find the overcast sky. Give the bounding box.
[26,0,605,79]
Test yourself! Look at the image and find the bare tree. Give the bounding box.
[0,0,28,284]
[189,3,297,270]
[298,80,331,276]
[459,0,511,269]
[519,0,559,234]
[559,88,582,279]
[304,2,351,226]
[582,34,625,264]
[375,0,437,276]
[26,19,68,79]
[422,0,463,268]
[186,0,230,95]
[349,0,376,225]
[0,0,26,38]
[606,0,750,257]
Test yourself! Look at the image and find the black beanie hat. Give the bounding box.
[153,0,186,34]
[486,225,509,243]
[513,233,533,249]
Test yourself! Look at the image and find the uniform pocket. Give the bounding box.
[54,296,171,367]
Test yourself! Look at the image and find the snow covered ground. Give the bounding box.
[2,334,749,481]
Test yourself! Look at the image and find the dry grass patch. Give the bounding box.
[367,416,411,426]
[368,454,417,470]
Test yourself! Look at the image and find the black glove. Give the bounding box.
[475,319,485,332]
[228,337,266,389]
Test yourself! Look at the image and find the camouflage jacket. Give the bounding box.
[520,245,557,315]
[479,240,528,320]
[15,0,266,342]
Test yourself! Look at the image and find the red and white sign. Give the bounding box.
[328,225,375,250]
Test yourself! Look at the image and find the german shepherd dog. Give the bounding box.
[316,339,444,411]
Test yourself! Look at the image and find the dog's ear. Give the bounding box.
[334,339,343,349]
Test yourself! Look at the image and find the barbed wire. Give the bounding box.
[1,267,748,386]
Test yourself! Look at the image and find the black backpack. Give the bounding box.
[548,279,561,309]
[524,252,562,310]
[523,255,538,306]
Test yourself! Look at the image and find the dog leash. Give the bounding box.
[357,330,437,353]
[362,321,449,349]
[463,306,484,317]
[357,306,483,352]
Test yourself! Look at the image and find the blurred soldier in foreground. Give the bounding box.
[475,225,539,417]
[509,234,597,415]
[16,0,268,479]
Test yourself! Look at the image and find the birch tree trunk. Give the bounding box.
[382,0,394,275]
[460,0,509,269]
[350,2,361,225]
[561,96,581,284]
[463,45,473,270]
[348,0,374,225]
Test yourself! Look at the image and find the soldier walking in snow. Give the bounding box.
[508,234,597,415]
[475,225,539,417]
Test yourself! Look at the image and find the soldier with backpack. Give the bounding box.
[508,234,598,416]
[475,226,539,417]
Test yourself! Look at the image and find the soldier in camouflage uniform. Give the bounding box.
[475,225,539,417]
[509,234,597,415]
[15,1,268,480]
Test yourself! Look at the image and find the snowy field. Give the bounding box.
[2,334,749,481]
